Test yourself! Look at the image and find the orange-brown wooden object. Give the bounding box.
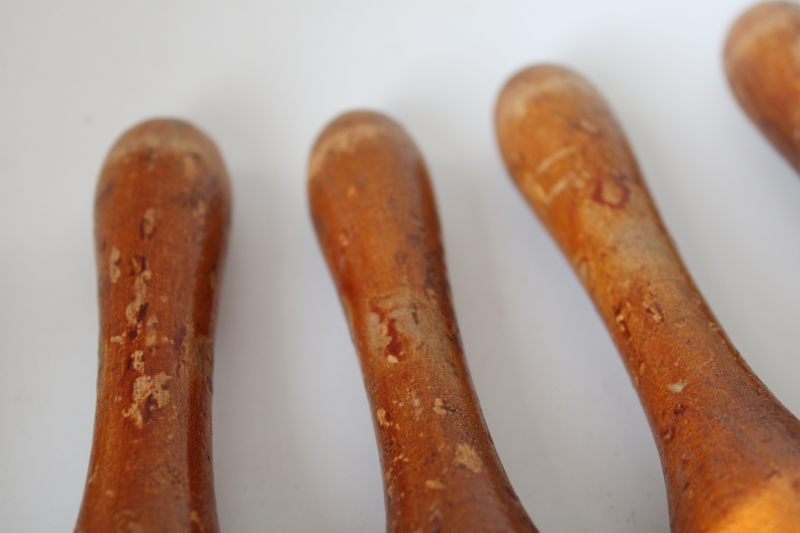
[726,1,800,174]
[308,111,538,533]
[495,65,800,532]
[75,119,231,532]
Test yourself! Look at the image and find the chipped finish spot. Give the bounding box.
[183,152,198,178]
[634,361,646,388]
[178,317,214,379]
[410,393,423,420]
[366,292,430,364]
[531,171,583,205]
[433,398,447,415]
[667,380,688,394]
[643,297,664,323]
[122,372,172,428]
[425,479,446,490]
[615,312,627,333]
[535,146,576,176]
[125,262,151,326]
[575,257,590,284]
[308,119,384,178]
[384,318,405,361]
[613,300,632,339]
[131,350,144,372]
[190,510,202,531]
[141,208,156,238]
[145,315,158,347]
[377,408,391,428]
[498,71,594,122]
[578,118,599,133]
[591,172,630,208]
[109,246,121,283]
[192,199,208,220]
[454,443,483,474]
[125,521,145,533]
[428,507,445,524]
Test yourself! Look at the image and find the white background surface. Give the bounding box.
[2,1,800,531]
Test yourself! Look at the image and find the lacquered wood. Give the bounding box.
[495,65,800,533]
[75,119,231,533]
[308,111,538,533]
[725,1,800,174]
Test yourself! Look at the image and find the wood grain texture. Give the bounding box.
[308,111,538,533]
[495,65,800,532]
[725,1,800,174]
[75,119,231,533]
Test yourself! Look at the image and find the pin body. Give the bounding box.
[496,65,800,532]
[76,119,231,533]
[309,111,538,533]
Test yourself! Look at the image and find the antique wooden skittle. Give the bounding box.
[308,110,538,533]
[495,65,800,532]
[725,1,800,174]
[75,119,231,533]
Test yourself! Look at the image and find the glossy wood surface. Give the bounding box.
[726,1,800,174]
[75,119,231,532]
[495,65,800,532]
[308,111,538,533]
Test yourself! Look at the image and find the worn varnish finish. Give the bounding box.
[75,119,231,532]
[308,111,538,533]
[726,1,800,174]
[495,65,800,532]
